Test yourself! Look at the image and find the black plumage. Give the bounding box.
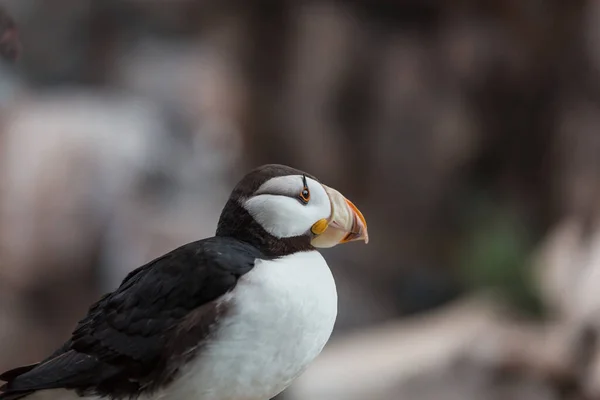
[0,237,263,400]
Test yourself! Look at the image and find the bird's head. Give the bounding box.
[216,164,368,256]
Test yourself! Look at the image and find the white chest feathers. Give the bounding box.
[163,250,338,400]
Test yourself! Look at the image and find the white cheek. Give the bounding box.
[243,195,330,239]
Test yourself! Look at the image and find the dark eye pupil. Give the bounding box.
[302,190,309,197]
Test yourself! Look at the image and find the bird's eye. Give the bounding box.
[299,175,310,204]
[299,188,310,204]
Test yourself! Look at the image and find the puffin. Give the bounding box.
[0,164,368,400]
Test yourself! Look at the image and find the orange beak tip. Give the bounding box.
[344,199,368,245]
[311,185,369,248]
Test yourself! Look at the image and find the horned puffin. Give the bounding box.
[0,164,368,400]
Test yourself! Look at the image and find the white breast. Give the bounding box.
[162,250,338,400]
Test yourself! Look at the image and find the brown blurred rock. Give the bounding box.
[0,92,170,368]
[287,296,559,400]
[0,4,20,62]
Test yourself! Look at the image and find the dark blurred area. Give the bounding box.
[1,1,599,399]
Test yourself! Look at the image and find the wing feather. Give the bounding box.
[0,237,262,400]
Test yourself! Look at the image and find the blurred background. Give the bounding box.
[0,1,599,399]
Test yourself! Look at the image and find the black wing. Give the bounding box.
[0,236,263,400]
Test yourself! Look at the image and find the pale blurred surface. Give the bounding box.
[0,1,599,399]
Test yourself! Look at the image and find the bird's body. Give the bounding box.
[18,249,336,400]
[0,164,366,400]
[166,250,336,400]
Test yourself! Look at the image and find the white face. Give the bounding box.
[242,175,332,239]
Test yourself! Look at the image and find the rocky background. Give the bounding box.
[0,1,599,399]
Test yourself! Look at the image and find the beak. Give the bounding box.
[310,185,369,248]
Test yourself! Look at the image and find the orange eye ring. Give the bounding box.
[299,188,310,204]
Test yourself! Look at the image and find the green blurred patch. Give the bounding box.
[457,201,545,317]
